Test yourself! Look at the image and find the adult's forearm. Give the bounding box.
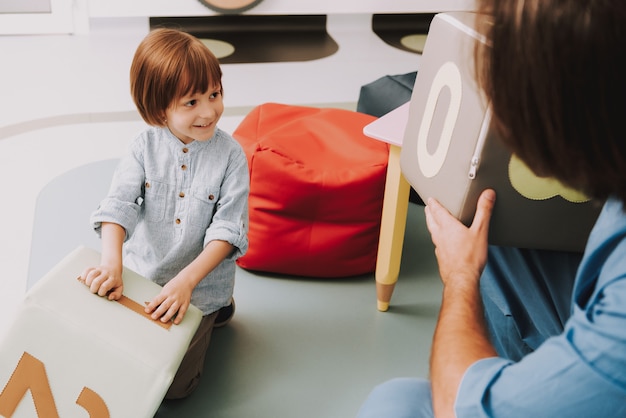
[430,280,497,418]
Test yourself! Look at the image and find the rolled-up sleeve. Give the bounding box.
[91,197,141,239]
[91,141,145,240]
[203,145,249,259]
[455,278,626,417]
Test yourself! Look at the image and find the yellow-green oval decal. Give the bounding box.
[508,154,590,203]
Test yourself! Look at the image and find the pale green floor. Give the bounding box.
[20,115,441,418]
[21,120,441,418]
[23,157,441,418]
[156,203,442,418]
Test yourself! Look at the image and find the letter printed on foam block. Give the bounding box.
[0,247,202,418]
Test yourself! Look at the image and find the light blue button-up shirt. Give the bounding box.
[456,197,626,417]
[91,126,249,315]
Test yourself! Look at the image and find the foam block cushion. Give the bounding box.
[233,103,389,277]
[0,247,202,418]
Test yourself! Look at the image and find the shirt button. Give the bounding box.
[175,218,181,224]
[179,192,185,198]
[181,164,187,171]
[182,147,189,153]
[208,194,215,200]
[145,182,150,188]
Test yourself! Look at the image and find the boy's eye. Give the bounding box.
[210,91,221,99]
[185,99,197,107]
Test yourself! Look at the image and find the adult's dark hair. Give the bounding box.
[475,0,626,203]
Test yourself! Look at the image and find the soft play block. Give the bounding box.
[0,246,202,418]
[233,103,388,277]
[399,12,602,251]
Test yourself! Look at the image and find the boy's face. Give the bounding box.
[165,86,224,144]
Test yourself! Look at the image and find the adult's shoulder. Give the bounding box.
[588,197,626,246]
[578,197,626,289]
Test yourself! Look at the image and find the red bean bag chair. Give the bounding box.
[233,103,389,277]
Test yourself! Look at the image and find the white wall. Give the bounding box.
[0,0,50,13]
[88,0,476,18]
[0,0,74,34]
[0,0,475,35]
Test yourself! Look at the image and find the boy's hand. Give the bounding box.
[145,275,193,325]
[79,265,124,300]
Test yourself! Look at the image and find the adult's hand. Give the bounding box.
[425,189,496,287]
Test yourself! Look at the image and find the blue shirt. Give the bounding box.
[91,126,249,315]
[456,197,626,417]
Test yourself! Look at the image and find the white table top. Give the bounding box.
[362,101,410,147]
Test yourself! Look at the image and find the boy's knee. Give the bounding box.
[164,374,201,400]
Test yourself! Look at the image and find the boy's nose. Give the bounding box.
[199,102,217,118]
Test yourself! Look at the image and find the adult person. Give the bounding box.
[358,1,626,416]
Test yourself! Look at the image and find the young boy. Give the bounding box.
[80,28,249,399]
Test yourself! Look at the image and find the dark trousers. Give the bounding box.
[165,311,219,399]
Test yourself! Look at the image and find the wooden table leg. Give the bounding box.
[375,144,410,311]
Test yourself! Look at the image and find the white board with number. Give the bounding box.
[400,12,601,251]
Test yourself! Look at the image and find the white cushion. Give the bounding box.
[0,246,202,417]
